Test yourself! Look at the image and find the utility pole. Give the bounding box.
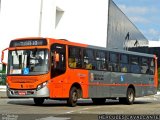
[38,0,43,36]
[0,0,1,13]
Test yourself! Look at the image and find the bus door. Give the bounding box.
[50,43,66,97]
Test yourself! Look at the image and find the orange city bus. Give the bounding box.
[2,37,158,106]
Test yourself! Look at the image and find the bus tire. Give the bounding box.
[67,87,78,107]
[92,98,106,105]
[33,98,45,105]
[119,88,135,105]
[126,88,135,105]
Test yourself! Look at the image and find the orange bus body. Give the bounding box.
[6,38,89,99]
[4,37,158,106]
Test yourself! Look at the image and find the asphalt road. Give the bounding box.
[0,94,160,120]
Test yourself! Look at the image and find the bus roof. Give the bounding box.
[10,37,156,58]
[88,45,156,58]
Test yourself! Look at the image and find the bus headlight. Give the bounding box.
[36,81,48,91]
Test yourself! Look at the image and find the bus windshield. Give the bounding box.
[8,49,49,75]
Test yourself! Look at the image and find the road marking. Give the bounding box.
[35,116,70,120]
[65,106,102,114]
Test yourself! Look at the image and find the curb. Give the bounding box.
[0,86,6,91]
[0,91,7,98]
[0,86,7,98]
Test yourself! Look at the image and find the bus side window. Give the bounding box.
[83,49,94,70]
[120,54,129,73]
[140,57,149,74]
[68,46,82,69]
[95,50,107,70]
[109,52,119,72]
[148,58,155,75]
[69,58,76,68]
[130,55,140,74]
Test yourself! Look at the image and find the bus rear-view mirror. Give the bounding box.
[1,48,8,65]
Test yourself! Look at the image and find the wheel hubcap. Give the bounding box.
[129,92,133,101]
[72,91,77,102]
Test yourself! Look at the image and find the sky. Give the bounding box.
[113,0,160,41]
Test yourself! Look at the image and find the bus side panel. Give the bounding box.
[141,74,157,96]
[48,75,64,98]
[133,74,156,97]
[125,73,155,97]
[64,69,89,98]
[110,72,128,97]
[111,73,156,97]
[87,71,156,98]
[49,69,89,98]
[88,71,111,98]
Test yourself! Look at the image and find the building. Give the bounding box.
[107,0,148,49]
[0,0,150,87]
[129,40,160,67]
[0,0,148,51]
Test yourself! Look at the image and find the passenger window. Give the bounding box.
[130,56,140,73]
[120,54,129,73]
[68,46,82,68]
[83,49,95,70]
[148,58,155,75]
[109,52,119,72]
[141,57,149,74]
[95,50,107,70]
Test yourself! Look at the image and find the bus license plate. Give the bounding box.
[18,91,26,95]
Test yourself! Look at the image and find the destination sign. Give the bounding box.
[9,39,47,47]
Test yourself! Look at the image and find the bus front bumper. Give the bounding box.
[7,86,50,98]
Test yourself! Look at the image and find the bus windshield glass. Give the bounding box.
[8,49,49,75]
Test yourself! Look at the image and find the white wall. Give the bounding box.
[55,0,109,47]
[40,0,56,37]
[0,0,41,49]
[0,0,109,54]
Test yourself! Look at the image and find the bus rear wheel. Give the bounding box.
[33,98,45,105]
[67,87,78,107]
[119,88,135,105]
[126,88,135,105]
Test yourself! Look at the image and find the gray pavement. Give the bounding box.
[0,86,7,98]
[1,96,160,120]
[0,91,7,98]
[1,86,160,120]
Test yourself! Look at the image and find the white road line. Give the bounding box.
[65,106,102,114]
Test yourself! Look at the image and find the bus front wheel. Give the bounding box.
[33,98,45,105]
[67,87,78,107]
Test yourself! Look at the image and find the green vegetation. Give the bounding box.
[0,64,6,85]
